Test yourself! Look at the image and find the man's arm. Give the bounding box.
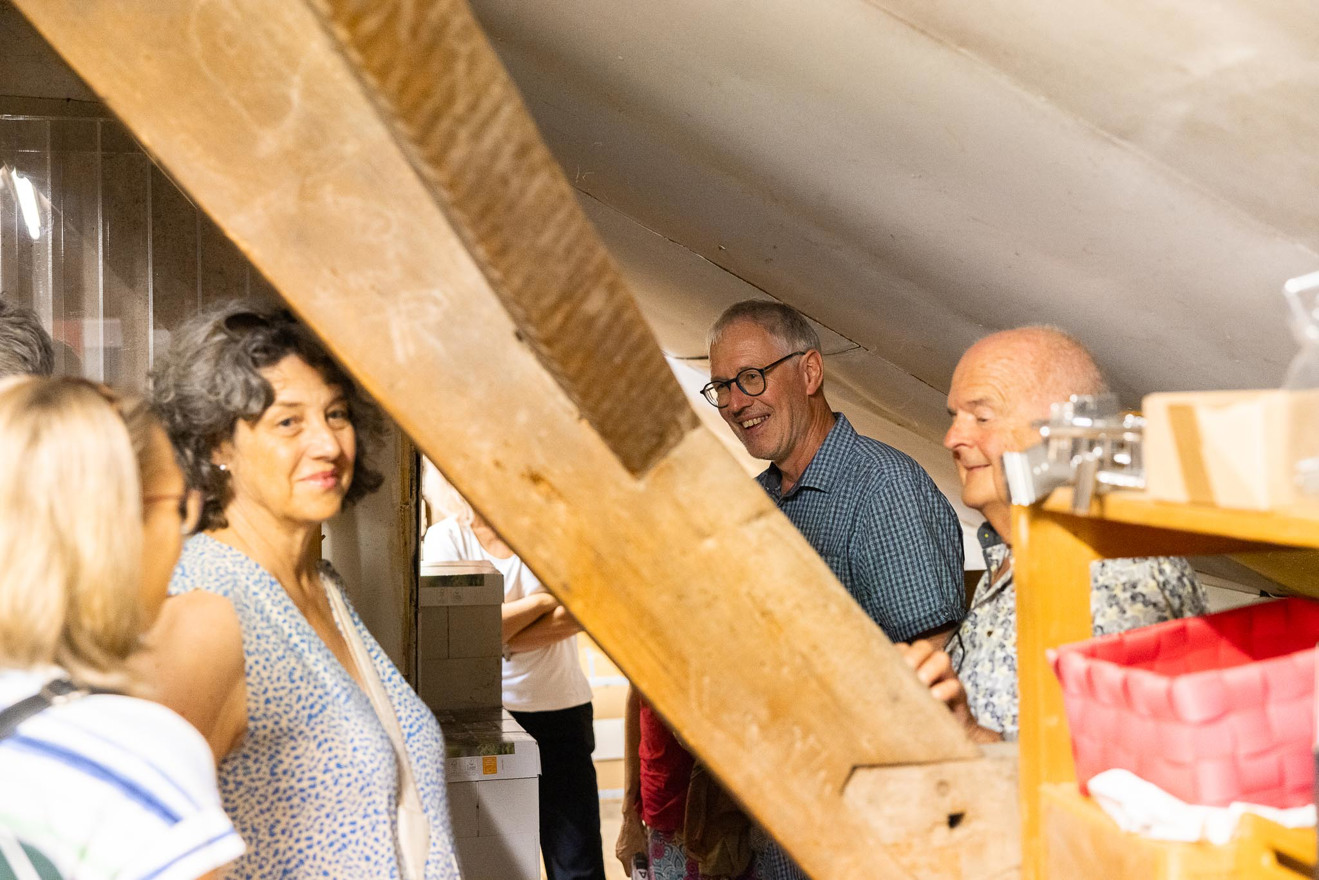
[910,621,956,651]
[506,603,584,653]
[899,639,1002,744]
[501,591,558,643]
[856,471,967,642]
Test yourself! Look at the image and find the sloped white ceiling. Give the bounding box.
[8,0,1313,563]
[469,0,1319,424]
[466,0,1319,557]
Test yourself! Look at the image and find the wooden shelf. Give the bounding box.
[1042,489,1319,552]
[1013,489,1319,880]
[1041,784,1314,880]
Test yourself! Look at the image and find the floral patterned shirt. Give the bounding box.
[947,523,1207,740]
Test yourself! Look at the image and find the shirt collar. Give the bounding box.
[976,521,1005,551]
[759,413,854,500]
[975,521,1011,571]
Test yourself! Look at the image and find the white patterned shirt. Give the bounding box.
[948,523,1207,739]
[169,535,461,880]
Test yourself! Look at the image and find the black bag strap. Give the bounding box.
[0,676,83,741]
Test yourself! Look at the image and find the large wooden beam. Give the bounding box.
[316,0,698,478]
[1231,549,1319,595]
[14,2,1006,876]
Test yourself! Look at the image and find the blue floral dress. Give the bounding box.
[169,534,460,880]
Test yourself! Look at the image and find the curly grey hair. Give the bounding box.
[150,300,384,532]
[707,299,821,356]
[0,296,55,378]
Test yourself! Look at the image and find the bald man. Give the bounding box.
[905,326,1206,742]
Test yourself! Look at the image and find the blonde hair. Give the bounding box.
[0,377,151,685]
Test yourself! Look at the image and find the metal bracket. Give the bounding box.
[1002,393,1145,511]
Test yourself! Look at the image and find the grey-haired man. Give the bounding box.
[705,300,966,880]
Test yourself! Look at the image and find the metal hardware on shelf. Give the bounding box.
[1001,393,1145,513]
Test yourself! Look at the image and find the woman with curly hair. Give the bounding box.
[146,302,459,880]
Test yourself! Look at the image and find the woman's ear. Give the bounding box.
[211,440,235,472]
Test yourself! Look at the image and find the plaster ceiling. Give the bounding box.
[7,0,1315,562]
[468,0,1319,440]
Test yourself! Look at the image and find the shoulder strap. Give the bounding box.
[0,677,82,741]
[324,583,430,880]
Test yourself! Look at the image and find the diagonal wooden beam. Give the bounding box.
[313,0,697,477]
[14,2,1009,876]
[1231,549,1319,595]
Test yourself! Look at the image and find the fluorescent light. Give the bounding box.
[12,172,41,241]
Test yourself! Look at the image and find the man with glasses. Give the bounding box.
[903,326,1205,743]
[703,300,965,644]
[704,300,966,880]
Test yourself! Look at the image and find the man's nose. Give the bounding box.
[725,383,754,414]
[943,418,968,451]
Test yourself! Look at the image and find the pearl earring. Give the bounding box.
[218,463,228,472]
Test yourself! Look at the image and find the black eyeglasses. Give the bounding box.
[700,351,806,408]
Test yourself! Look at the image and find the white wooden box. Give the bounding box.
[1143,389,1319,511]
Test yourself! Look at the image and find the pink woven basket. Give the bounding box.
[1049,597,1319,808]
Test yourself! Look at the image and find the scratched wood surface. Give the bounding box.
[13,2,1003,876]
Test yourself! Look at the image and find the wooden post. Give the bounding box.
[1013,505,1098,880]
[12,2,1016,877]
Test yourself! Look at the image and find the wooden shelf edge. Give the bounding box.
[1035,489,1319,552]
[1041,784,1315,880]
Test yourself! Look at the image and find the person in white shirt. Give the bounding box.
[423,465,605,880]
[0,376,242,880]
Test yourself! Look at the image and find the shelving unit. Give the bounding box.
[1012,489,1319,879]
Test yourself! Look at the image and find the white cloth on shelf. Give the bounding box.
[1087,768,1315,845]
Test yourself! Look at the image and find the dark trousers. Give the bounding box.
[510,702,607,880]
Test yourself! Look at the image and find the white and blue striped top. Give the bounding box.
[0,666,245,880]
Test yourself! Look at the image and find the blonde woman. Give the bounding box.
[0,377,243,880]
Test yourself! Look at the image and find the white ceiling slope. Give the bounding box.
[9,0,1313,557]
[468,0,1319,442]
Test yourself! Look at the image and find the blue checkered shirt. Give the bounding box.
[755,414,965,641]
[754,414,965,880]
